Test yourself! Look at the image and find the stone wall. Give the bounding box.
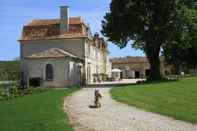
[84,40,111,83]
[26,57,82,87]
[20,38,85,59]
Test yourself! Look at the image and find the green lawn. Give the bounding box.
[111,77,197,123]
[0,87,79,131]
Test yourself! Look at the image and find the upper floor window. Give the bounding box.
[96,49,98,59]
[88,44,90,56]
[45,64,53,81]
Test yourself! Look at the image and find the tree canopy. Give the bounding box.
[102,0,197,80]
[163,7,197,72]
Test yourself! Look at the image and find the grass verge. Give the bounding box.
[0,87,79,131]
[111,77,197,123]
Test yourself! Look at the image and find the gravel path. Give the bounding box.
[64,88,197,131]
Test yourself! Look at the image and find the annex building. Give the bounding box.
[111,56,174,79]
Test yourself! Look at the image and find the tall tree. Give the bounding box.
[163,8,197,73]
[102,0,196,80]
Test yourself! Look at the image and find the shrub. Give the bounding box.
[99,73,108,81]
[29,77,42,87]
[0,61,20,81]
[0,83,47,101]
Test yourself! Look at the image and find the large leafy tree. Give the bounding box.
[163,8,197,73]
[102,0,196,80]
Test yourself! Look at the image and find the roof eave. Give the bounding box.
[25,56,85,60]
[18,36,88,42]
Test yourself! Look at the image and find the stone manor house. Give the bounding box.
[19,6,111,87]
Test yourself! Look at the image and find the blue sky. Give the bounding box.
[0,0,144,60]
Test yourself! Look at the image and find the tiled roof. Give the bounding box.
[26,48,78,59]
[20,17,89,41]
[111,57,148,64]
[110,56,164,64]
[19,16,108,51]
[26,17,83,26]
[111,56,165,64]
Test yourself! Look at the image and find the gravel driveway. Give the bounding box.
[64,88,197,131]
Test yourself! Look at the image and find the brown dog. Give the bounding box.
[94,90,102,108]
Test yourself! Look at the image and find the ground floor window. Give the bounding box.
[135,71,140,78]
[87,65,91,82]
[46,64,53,81]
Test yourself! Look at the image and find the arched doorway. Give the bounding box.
[45,64,53,81]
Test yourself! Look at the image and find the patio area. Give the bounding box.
[87,79,145,87]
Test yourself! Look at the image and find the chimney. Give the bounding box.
[60,6,69,34]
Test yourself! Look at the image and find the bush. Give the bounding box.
[0,83,47,101]
[29,77,42,87]
[0,61,20,81]
[99,73,108,81]
[107,77,114,81]
[0,83,19,100]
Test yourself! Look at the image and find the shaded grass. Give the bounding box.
[0,87,79,131]
[111,77,197,123]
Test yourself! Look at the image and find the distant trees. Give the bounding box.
[102,0,197,80]
[0,61,20,81]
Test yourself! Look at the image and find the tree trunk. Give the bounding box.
[148,55,162,81]
[174,63,180,75]
[146,45,162,81]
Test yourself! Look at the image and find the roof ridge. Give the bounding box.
[32,18,59,21]
[25,16,83,26]
[32,16,82,21]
